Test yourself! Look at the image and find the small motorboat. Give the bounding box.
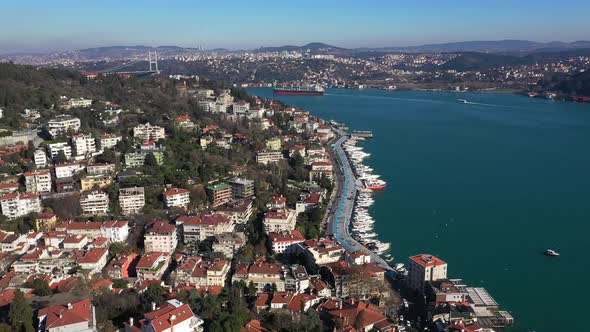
[544,249,560,256]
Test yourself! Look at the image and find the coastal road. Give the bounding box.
[327,130,392,271]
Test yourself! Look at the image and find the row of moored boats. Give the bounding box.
[342,137,394,264]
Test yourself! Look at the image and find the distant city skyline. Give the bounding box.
[2,0,590,53]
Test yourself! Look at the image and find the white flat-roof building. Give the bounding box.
[119,187,145,215]
[98,134,122,151]
[80,191,109,215]
[48,142,72,161]
[71,133,97,157]
[46,115,80,137]
[24,169,52,194]
[34,150,47,167]
[133,123,165,141]
[0,192,42,219]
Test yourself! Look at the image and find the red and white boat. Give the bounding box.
[365,179,386,191]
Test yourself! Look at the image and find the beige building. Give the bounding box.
[256,151,284,165]
[136,252,171,280]
[171,256,230,287]
[80,174,112,191]
[408,254,448,292]
[263,208,297,233]
[144,221,178,253]
[118,187,145,214]
[133,122,165,141]
[24,169,52,194]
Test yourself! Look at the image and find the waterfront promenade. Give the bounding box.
[327,130,392,270]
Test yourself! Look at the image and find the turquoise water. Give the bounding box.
[248,87,590,332]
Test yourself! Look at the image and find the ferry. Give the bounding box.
[273,84,324,96]
[544,249,560,256]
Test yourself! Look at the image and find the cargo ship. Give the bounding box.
[273,84,324,96]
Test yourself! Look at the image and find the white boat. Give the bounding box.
[544,249,560,256]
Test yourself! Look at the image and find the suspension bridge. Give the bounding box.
[98,51,160,75]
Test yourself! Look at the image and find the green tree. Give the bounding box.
[112,279,128,289]
[55,150,68,163]
[141,284,165,308]
[8,290,34,332]
[144,153,159,167]
[25,278,52,296]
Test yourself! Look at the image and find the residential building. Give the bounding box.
[124,299,204,332]
[48,142,72,161]
[256,151,283,165]
[34,149,47,167]
[309,161,333,182]
[215,199,254,224]
[54,162,85,179]
[171,256,230,287]
[101,220,129,242]
[71,133,96,158]
[409,254,448,292]
[56,221,103,239]
[232,260,286,292]
[0,192,41,219]
[24,169,52,194]
[296,193,322,214]
[80,174,112,191]
[37,299,96,332]
[144,221,178,253]
[269,230,306,254]
[35,212,57,231]
[124,151,164,168]
[46,115,81,137]
[321,299,395,332]
[119,187,145,214]
[0,182,18,195]
[133,123,165,141]
[178,213,234,243]
[76,247,109,274]
[163,188,190,209]
[136,252,171,280]
[229,178,255,198]
[98,134,122,151]
[63,97,93,109]
[284,265,310,293]
[206,183,233,207]
[212,232,246,258]
[80,191,109,215]
[263,208,297,233]
[233,101,250,115]
[265,138,282,151]
[297,239,345,267]
[86,163,115,175]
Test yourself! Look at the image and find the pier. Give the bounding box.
[326,129,392,270]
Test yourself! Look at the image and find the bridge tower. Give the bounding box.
[148,51,159,73]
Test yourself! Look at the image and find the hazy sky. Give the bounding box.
[2,0,590,53]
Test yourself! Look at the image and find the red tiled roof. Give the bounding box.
[303,193,321,205]
[38,299,93,329]
[146,221,176,234]
[77,247,108,264]
[181,213,230,226]
[410,254,446,268]
[269,230,305,244]
[142,302,196,332]
[0,192,40,201]
[163,188,190,196]
[136,252,166,269]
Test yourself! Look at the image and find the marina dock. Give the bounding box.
[327,129,392,270]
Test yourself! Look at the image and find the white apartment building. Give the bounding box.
[54,162,85,179]
[263,208,297,233]
[119,187,145,214]
[48,142,72,161]
[24,169,52,194]
[133,123,165,141]
[233,101,250,115]
[256,151,284,165]
[408,254,448,292]
[87,163,115,175]
[71,133,97,157]
[64,97,93,109]
[0,193,42,219]
[34,150,47,167]
[80,191,109,215]
[163,188,190,209]
[101,220,129,243]
[46,115,81,137]
[144,221,178,253]
[125,300,204,332]
[98,134,122,151]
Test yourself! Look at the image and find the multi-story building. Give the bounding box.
[269,230,306,254]
[98,134,122,151]
[48,142,72,161]
[0,182,18,195]
[124,151,164,168]
[171,256,230,287]
[80,191,109,215]
[54,162,85,179]
[80,174,112,191]
[133,123,165,141]
[233,101,250,115]
[56,221,103,239]
[118,187,145,214]
[136,252,171,280]
[24,169,52,194]
[0,192,41,219]
[63,97,93,109]
[232,260,286,293]
[256,151,284,165]
[35,212,57,231]
[297,239,345,267]
[87,163,115,175]
[408,254,448,292]
[309,161,334,182]
[212,232,246,258]
[163,188,190,209]
[265,138,282,151]
[46,115,81,137]
[144,221,178,253]
[206,183,233,207]
[34,149,47,167]
[37,299,96,332]
[229,178,255,198]
[215,199,254,224]
[263,208,297,233]
[178,213,234,243]
[101,220,129,243]
[76,247,109,274]
[71,133,96,157]
[124,299,204,332]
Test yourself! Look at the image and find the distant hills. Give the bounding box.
[254,42,347,54]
